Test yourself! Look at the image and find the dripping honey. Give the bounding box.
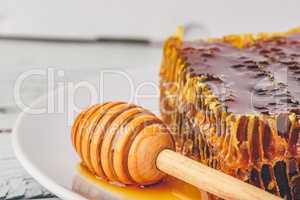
[77,164,204,200]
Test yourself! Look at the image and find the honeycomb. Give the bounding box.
[160,27,300,200]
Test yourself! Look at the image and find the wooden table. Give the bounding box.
[0,39,160,199]
[0,133,60,199]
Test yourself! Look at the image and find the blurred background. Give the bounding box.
[0,0,299,199]
[1,0,300,117]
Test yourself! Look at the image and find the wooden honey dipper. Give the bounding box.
[71,102,282,200]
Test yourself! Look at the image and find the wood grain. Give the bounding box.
[0,134,58,199]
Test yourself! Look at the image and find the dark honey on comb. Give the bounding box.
[160,28,300,200]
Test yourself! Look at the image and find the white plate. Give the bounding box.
[12,67,160,200]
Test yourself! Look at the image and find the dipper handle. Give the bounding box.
[156,149,282,200]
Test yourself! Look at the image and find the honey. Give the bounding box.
[75,164,204,200]
[160,28,300,199]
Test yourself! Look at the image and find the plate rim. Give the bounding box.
[12,93,87,200]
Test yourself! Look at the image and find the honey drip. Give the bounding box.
[75,164,204,200]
